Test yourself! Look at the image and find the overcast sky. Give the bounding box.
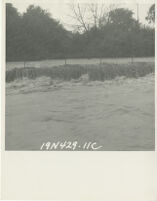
[5,0,155,30]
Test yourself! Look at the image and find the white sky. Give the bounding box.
[5,0,155,30]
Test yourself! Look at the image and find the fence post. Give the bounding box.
[131,57,134,64]
[64,59,67,65]
[99,58,102,65]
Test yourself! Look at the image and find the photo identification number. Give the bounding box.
[40,141,103,151]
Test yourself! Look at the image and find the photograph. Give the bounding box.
[5,0,155,151]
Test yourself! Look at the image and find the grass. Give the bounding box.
[6,62,154,83]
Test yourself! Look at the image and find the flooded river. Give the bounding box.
[5,74,155,151]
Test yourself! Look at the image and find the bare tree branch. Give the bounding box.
[69,3,112,33]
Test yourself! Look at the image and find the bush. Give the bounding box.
[6,62,154,83]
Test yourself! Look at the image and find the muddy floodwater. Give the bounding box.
[5,74,155,151]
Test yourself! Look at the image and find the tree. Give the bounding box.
[69,3,111,33]
[6,3,22,61]
[146,4,155,24]
[6,3,155,61]
[22,5,68,59]
[108,8,139,30]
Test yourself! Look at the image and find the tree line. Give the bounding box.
[6,3,155,61]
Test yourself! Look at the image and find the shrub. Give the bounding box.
[6,62,154,83]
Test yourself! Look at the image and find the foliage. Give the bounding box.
[6,62,154,83]
[6,4,155,61]
[108,8,138,30]
[6,4,71,61]
[146,4,155,24]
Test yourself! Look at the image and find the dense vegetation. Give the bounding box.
[6,62,154,83]
[6,3,155,61]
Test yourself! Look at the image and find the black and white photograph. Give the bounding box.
[5,0,155,151]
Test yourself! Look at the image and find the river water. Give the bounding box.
[5,74,155,150]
